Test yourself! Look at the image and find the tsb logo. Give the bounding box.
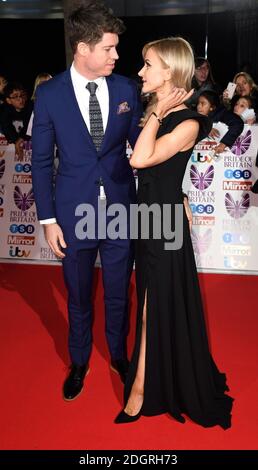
[223,232,250,244]
[15,163,31,173]
[9,224,35,234]
[224,169,251,180]
[190,204,214,214]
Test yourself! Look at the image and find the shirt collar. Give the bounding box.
[71,63,105,90]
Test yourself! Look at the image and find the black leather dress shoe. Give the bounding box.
[110,358,129,384]
[63,363,88,401]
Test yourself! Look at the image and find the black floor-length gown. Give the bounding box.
[125,109,233,429]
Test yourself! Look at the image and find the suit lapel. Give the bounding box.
[61,69,95,150]
[101,75,116,150]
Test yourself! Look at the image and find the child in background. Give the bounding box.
[233,96,256,125]
[0,82,33,159]
[197,90,244,155]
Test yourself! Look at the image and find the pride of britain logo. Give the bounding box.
[225,193,250,219]
[230,130,251,156]
[190,164,214,191]
[191,228,212,255]
[13,186,34,211]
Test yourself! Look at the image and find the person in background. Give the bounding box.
[0,81,33,159]
[26,72,53,136]
[197,90,244,155]
[233,96,256,125]
[186,56,221,110]
[31,72,52,101]
[222,72,258,116]
[0,75,7,105]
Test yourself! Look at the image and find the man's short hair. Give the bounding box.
[67,1,125,54]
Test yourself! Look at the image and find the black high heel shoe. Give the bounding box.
[251,179,258,194]
[114,408,142,424]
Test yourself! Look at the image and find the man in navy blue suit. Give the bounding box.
[32,1,142,400]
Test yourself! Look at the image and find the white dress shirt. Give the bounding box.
[40,63,109,225]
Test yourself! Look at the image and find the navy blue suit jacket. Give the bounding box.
[31,69,142,242]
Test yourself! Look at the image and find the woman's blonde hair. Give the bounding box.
[31,72,52,100]
[141,37,195,125]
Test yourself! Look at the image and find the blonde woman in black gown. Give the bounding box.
[115,37,233,429]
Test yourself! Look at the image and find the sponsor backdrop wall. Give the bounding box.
[0,127,258,273]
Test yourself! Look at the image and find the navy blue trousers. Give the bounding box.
[62,238,134,366]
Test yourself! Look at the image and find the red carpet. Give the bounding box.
[0,263,257,450]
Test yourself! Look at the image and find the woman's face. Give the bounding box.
[235,76,252,96]
[197,96,213,116]
[194,61,209,85]
[138,47,171,94]
[234,97,249,115]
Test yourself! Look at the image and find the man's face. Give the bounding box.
[79,32,119,79]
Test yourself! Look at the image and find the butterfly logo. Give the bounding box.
[190,164,214,190]
[231,130,251,156]
[0,160,5,179]
[225,192,250,219]
[13,186,34,211]
[191,228,212,255]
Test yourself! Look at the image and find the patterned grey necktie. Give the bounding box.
[86,82,104,151]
